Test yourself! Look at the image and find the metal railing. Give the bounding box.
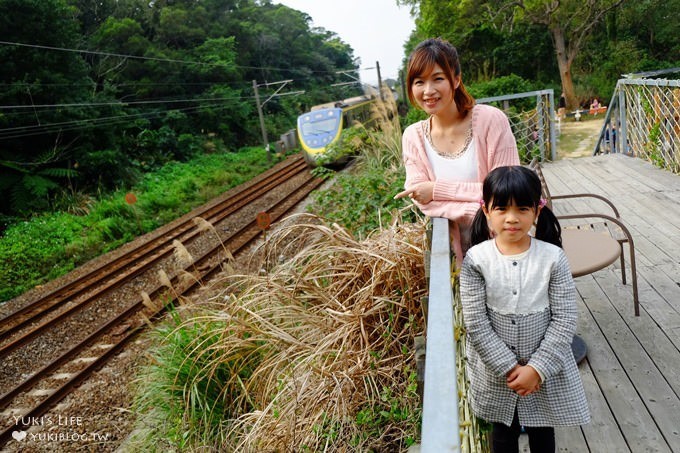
[478,89,558,162]
[420,217,459,451]
[419,218,488,453]
[594,72,680,174]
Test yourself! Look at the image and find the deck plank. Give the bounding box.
[575,277,671,452]
[589,273,680,450]
[539,155,680,453]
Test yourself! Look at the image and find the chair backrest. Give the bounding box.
[528,158,553,210]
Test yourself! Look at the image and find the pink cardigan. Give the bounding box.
[401,104,520,262]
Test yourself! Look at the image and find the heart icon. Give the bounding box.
[12,430,27,441]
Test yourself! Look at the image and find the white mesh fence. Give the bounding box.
[596,77,680,174]
[478,90,557,163]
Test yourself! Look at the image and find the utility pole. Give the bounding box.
[252,79,270,162]
[252,79,304,162]
[400,68,407,109]
[376,61,383,100]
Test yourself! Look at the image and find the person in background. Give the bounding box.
[460,166,590,453]
[394,37,519,266]
[590,97,601,115]
[558,93,567,120]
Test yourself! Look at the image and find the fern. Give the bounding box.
[22,174,59,197]
[0,159,78,214]
[39,167,79,179]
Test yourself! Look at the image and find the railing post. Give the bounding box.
[594,84,618,156]
[547,90,557,161]
[536,94,546,161]
[618,87,627,155]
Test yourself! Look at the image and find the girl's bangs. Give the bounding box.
[490,174,538,208]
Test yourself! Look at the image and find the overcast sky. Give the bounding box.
[275,0,415,85]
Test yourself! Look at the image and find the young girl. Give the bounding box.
[460,166,590,453]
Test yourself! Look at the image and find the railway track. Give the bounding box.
[0,153,324,447]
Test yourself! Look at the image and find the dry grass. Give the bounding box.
[131,213,429,451]
[130,86,488,452]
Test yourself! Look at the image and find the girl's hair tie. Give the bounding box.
[479,199,485,207]
[539,198,547,208]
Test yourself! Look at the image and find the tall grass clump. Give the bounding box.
[130,214,428,451]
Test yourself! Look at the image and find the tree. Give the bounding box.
[399,0,625,108]
[616,0,680,64]
[506,0,625,109]
[399,0,557,83]
[0,0,361,218]
[0,0,94,214]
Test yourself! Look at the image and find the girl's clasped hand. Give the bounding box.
[506,365,541,396]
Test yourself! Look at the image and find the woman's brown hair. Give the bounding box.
[406,38,475,117]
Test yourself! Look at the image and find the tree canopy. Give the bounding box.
[0,0,363,220]
[399,0,680,108]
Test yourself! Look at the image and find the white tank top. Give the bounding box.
[425,137,478,181]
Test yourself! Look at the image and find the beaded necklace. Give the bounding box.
[423,116,473,159]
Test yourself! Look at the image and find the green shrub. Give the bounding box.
[311,166,416,238]
[78,149,140,190]
[132,308,257,450]
[0,147,275,302]
[0,213,85,300]
[468,74,536,100]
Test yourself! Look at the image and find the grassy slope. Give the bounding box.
[0,148,276,302]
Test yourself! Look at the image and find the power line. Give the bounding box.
[0,93,255,110]
[0,68,372,90]
[0,40,369,76]
[0,86,309,139]
[0,103,217,135]
[0,102,242,140]
[0,40,245,69]
[0,78,349,113]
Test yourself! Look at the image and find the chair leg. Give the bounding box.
[618,241,627,285]
[611,222,639,317]
[629,240,640,317]
[620,239,639,316]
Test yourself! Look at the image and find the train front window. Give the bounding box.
[301,118,338,136]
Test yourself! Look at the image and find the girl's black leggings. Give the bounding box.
[491,410,555,453]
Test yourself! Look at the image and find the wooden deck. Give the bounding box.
[531,155,680,453]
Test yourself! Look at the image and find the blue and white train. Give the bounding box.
[296,94,376,167]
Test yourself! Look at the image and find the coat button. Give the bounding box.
[513,261,518,266]
[513,290,517,295]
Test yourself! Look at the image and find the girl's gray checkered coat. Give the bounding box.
[460,238,590,427]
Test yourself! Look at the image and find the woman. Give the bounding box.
[395,38,519,265]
